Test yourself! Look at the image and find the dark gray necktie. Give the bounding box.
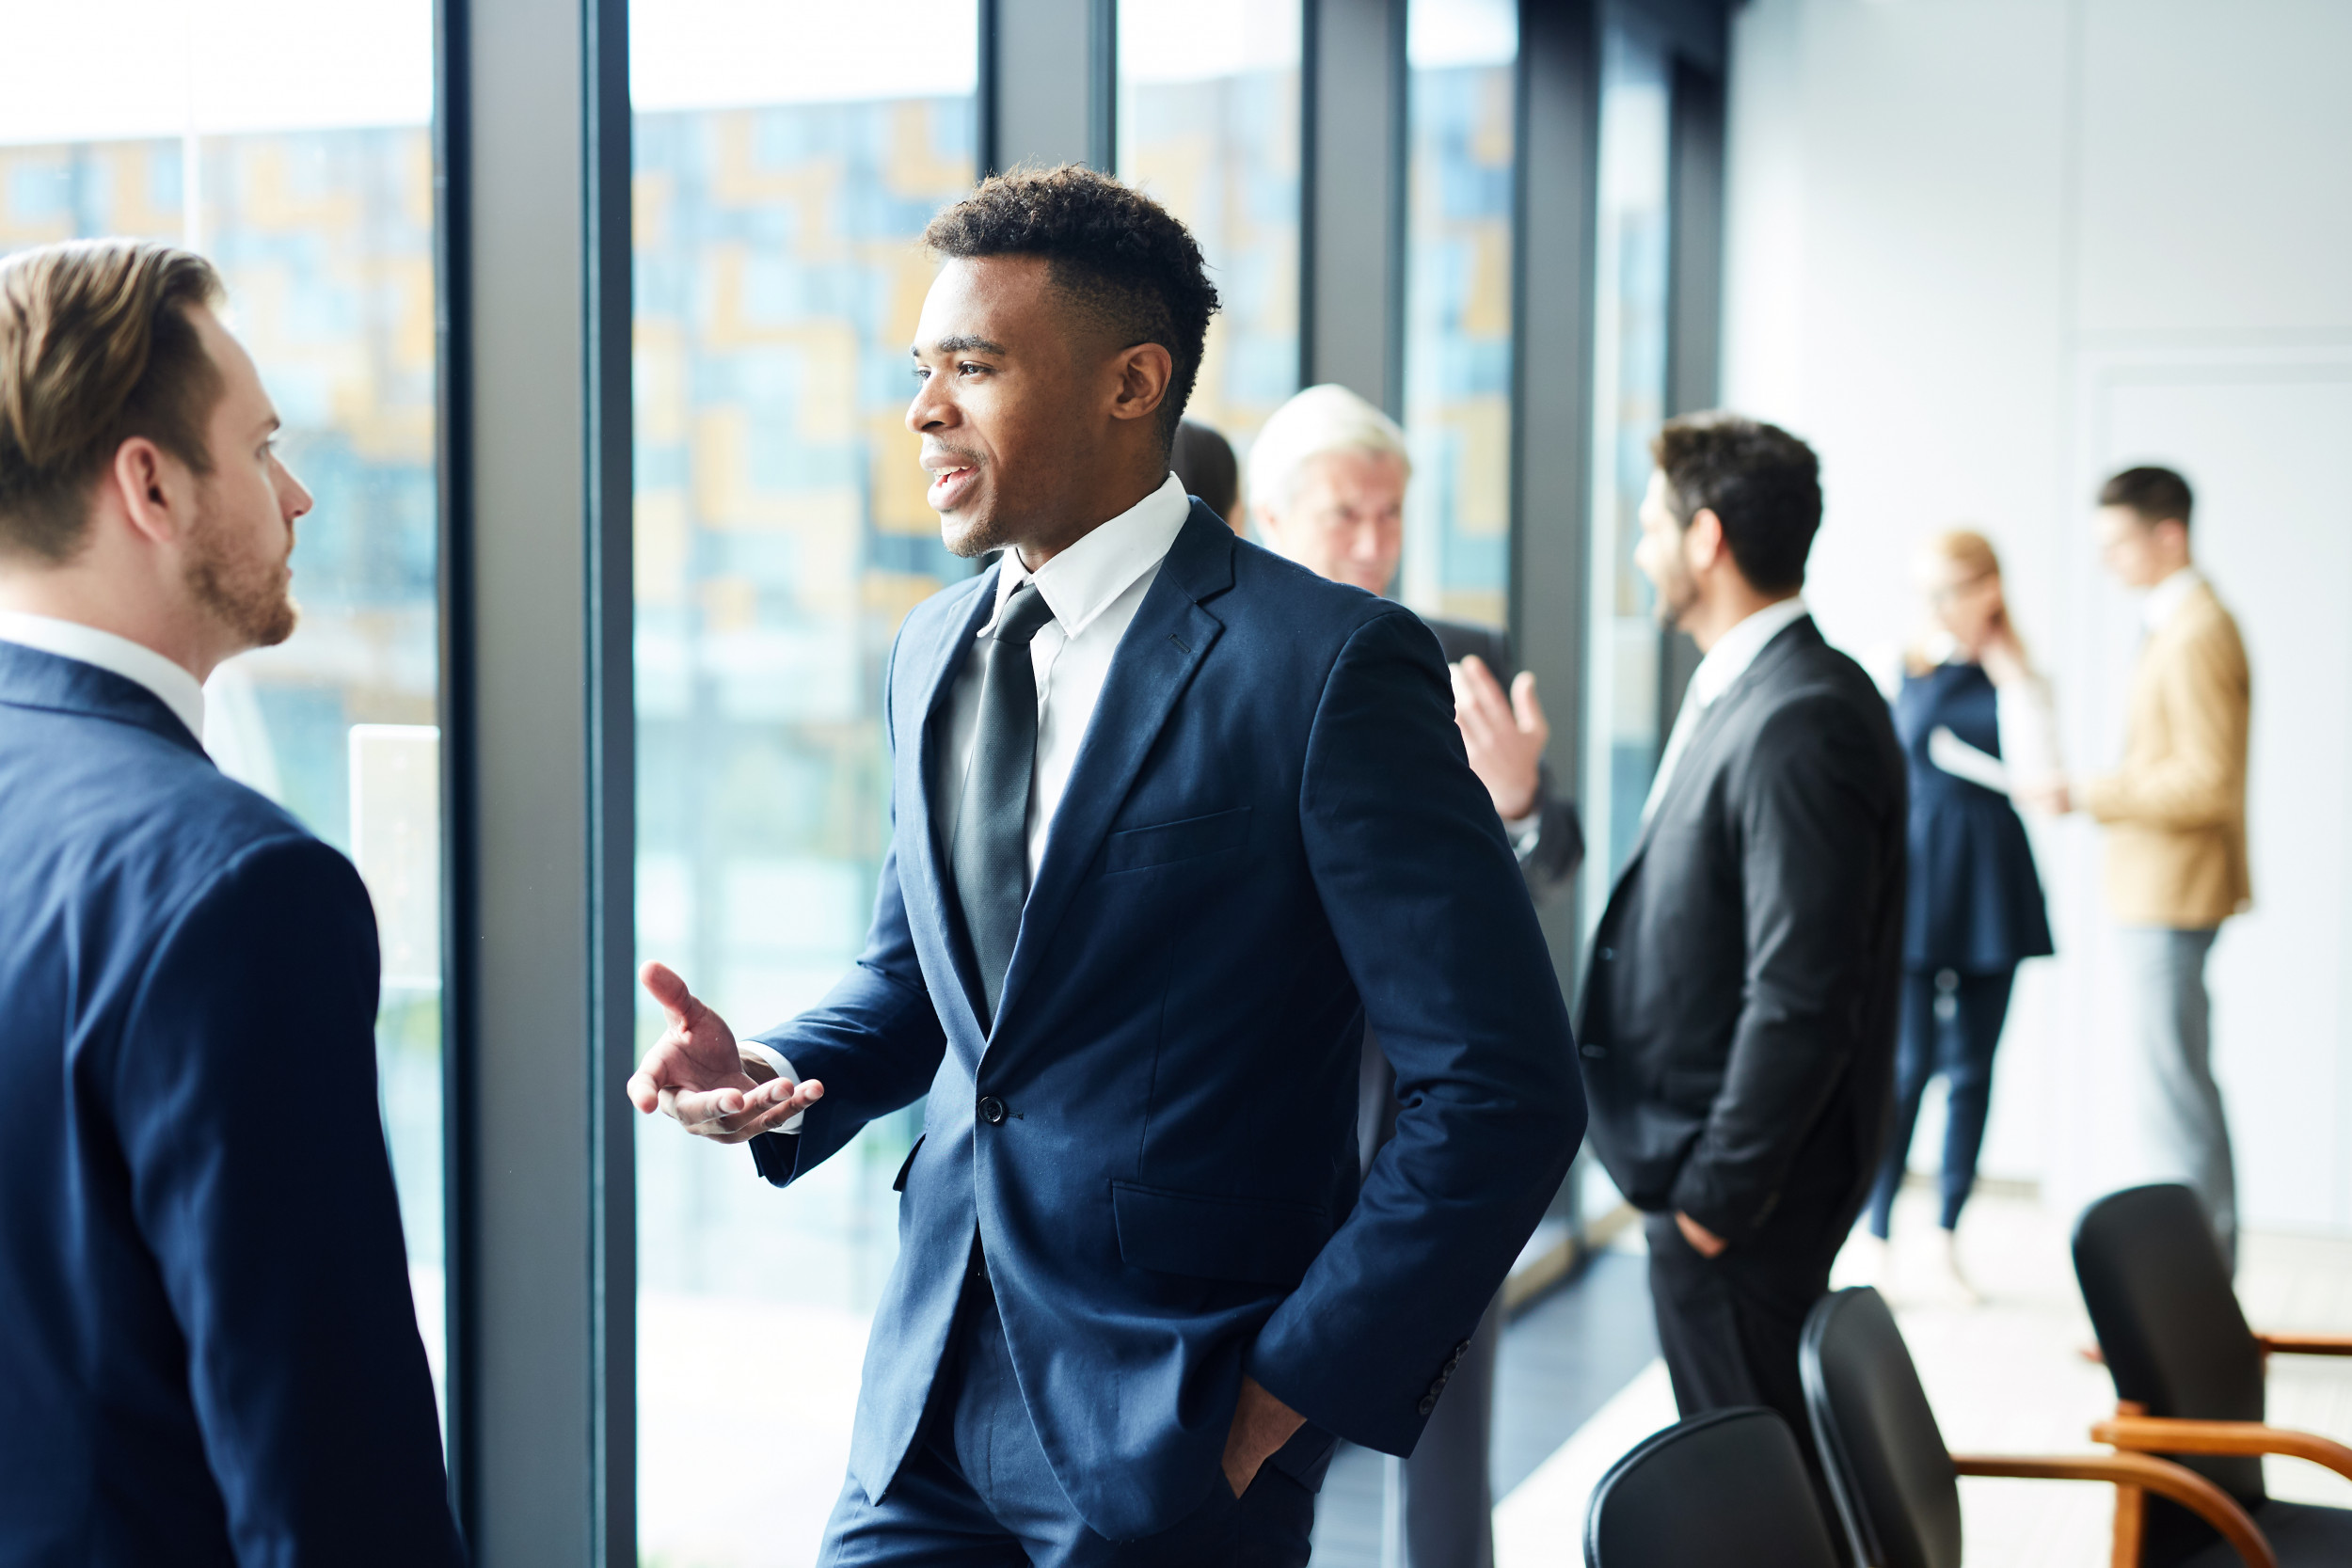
[951,580,1057,1025]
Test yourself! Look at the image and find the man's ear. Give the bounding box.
[1107,341,1174,425]
[1683,506,1727,573]
[107,436,192,547]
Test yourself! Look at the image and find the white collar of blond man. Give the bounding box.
[0,261,312,714]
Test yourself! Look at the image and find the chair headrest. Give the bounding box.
[1584,1406,1841,1568]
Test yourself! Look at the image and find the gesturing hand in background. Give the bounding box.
[1451,654,1549,823]
[628,960,821,1143]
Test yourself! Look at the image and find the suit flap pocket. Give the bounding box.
[1102,807,1251,874]
[1111,1180,1328,1287]
[892,1134,925,1194]
[1662,1068,1723,1111]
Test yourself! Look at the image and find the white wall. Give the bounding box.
[1719,0,2352,1234]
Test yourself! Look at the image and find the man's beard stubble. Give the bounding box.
[184,490,298,650]
[943,505,1017,562]
[1652,561,1698,631]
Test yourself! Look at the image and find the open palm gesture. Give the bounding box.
[626,960,821,1143]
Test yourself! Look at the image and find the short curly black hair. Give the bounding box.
[924,165,1218,450]
[1651,412,1823,594]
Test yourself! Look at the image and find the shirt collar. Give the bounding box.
[1689,595,1810,709]
[2142,565,2204,633]
[0,610,206,739]
[985,472,1191,640]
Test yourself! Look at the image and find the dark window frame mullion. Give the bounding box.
[581,0,636,1561]
[430,0,480,1539]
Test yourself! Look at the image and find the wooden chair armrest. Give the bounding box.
[2255,1332,2352,1358]
[2093,1415,2352,1486]
[1951,1452,2276,1568]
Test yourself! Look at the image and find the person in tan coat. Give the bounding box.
[2065,466,2251,1260]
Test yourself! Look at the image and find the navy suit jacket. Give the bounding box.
[0,643,462,1566]
[746,505,1584,1538]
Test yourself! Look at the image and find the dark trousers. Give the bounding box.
[1866,965,2015,1239]
[1348,1033,1500,1568]
[820,1269,1323,1567]
[1645,1207,1845,1522]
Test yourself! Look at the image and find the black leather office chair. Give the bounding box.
[1583,1407,1842,1568]
[2075,1183,2352,1567]
[1801,1286,2271,1568]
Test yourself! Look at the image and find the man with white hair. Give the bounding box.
[1249,382,1582,1568]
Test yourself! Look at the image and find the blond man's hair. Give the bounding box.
[0,239,225,562]
[1244,383,1412,518]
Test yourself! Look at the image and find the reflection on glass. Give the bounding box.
[629,2,976,1560]
[1401,0,1516,626]
[1117,0,1302,470]
[1579,26,1672,917]
[0,0,445,1407]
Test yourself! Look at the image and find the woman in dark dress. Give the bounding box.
[1866,530,2058,1298]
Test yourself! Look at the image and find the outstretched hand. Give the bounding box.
[628,960,822,1144]
[1452,656,1548,822]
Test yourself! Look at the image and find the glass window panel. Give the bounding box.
[0,0,446,1412]
[628,4,977,1561]
[1402,0,1517,626]
[1579,24,1673,917]
[1117,0,1303,469]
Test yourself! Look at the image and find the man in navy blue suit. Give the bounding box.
[0,241,462,1564]
[628,166,1583,1565]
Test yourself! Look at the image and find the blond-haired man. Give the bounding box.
[0,240,462,1564]
[2074,465,2251,1262]
[1249,382,1583,1568]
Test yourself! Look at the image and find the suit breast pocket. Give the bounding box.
[1100,806,1251,875]
[1110,1180,1328,1287]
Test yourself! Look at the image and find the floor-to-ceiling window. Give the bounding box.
[1578,22,1673,918]
[1402,0,1517,627]
[1116,0,1303,464]
[0,0,448,1408]
[628,4,977,1562]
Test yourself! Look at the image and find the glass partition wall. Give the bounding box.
[0,0,448,1408]
[628,4,977,1562]
[1116,0,1304,474]
[1401,0,1518,627]
[1578,23,1675,920]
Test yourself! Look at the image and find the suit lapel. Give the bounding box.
[905,570,999,1039]
[1605,616,1819,907]
[990,507,1233,1036]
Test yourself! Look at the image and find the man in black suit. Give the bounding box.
[1249,382,1582,1568]
[1577,413,1903,1490]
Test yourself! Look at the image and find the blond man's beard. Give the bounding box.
[184,487,297,650]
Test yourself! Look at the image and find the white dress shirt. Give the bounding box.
[1639,595,1811,826]
[744,474,1194,1119]
[2142,564,2205,633]
[931,471,1194,881]
[0,611,205,740]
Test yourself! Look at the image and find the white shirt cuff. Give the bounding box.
[1504,810,1541,858]
[739,1041,807,1134]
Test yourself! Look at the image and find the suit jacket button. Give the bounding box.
[1454,1340,1471,1357]
[1417,1394,1438,1416]
[1597,946,1614,960]
[978,1096,1007,1125]
[1581,1044,1607,1059]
